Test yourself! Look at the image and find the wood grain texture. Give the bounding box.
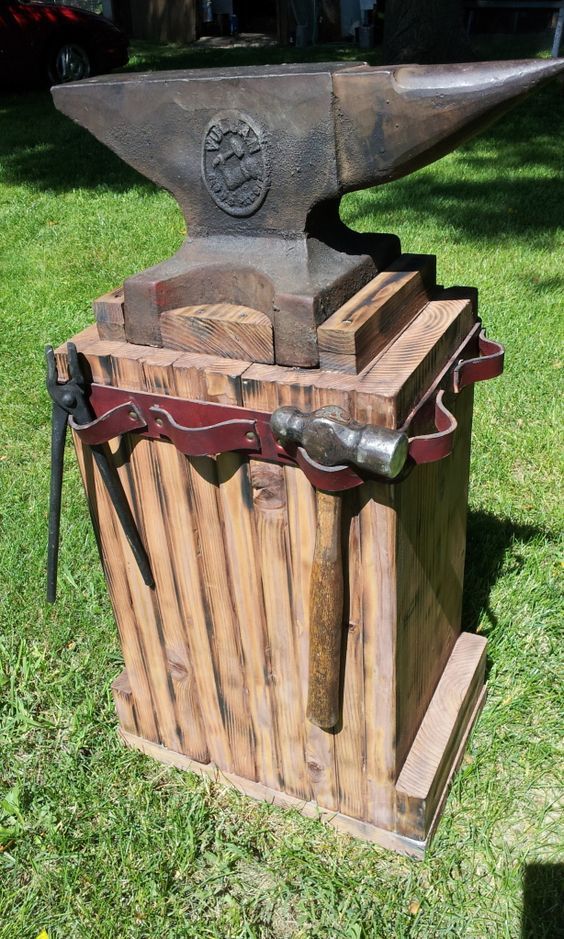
[357,482,398,829]
[395,632,487,840]
[111,670,138,736]
[352,298,475,427]
[161,302,274,363]
[273,383,340,814]
[93,287,126,341]
[169,357,257,780]
[307,489,344,729]
[317,269,429,374]
[60,272,485,848]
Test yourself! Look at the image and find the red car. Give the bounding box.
[0,0,128,87]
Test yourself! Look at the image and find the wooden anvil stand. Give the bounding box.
[48,59,564,857]
[55,255,498,858]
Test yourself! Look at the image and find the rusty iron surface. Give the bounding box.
[52,59,563,365]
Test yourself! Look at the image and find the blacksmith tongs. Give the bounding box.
[45,342,154,602]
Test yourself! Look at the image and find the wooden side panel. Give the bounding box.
[161,303,274,364]
[394,386,475,772]
[273,381,339,811]
[395,632,487,840]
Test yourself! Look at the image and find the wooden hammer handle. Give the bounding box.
[307,489,344,729]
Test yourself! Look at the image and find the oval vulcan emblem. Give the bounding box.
[202,112,270,217]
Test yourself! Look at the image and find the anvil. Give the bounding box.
[53,58,563,366]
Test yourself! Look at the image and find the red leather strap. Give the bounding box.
[67,323,504,488]
[69,400,146,444]
[453,330,504,393]
[408,392,458,465]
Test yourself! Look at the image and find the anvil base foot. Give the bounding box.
[122,231,401,367]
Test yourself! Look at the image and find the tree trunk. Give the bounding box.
[383,0,473,64]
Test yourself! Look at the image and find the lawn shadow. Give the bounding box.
[461,509,553,637]
[0,88,151,195]
[522,863,564,938]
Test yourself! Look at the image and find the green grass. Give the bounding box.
[0,34,563,939]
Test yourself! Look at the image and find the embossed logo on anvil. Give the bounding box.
[202,112,270,217]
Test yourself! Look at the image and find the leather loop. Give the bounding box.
[408,391,458,465]
[295,448,364,491]
[148,406,258,457]
[453,330,505,393]
[69,400,146,444]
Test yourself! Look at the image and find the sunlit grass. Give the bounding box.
[0,34,562,939]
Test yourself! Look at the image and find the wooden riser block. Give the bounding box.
[317,268,430,374]
[93,287,125,341]
[161,302,274,363]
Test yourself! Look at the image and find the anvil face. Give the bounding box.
[54,62,355,237]
[52,58,564,365]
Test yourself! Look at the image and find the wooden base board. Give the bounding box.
[118,727,427,859]
[114,632,487,859]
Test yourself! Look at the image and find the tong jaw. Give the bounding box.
[45,342,154,602]
[45,342,90,421]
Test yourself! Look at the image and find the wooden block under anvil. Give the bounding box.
[56,273,490,857]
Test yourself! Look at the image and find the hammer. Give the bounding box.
[271,405,408,729]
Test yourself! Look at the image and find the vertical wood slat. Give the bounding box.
[72,433,161,746]
[358,483,398,830]
[308,387,366,822]
[58,338,163,748]
[180,348,283,789]
[138,348,211,764]
[111,670,138,736]
[96,343,184,755]
[242,372,312,801]
[276,383,338,810]
[131,351,234,769]
[170,357,257,781]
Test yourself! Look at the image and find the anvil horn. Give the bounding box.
[334,58,564,191]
